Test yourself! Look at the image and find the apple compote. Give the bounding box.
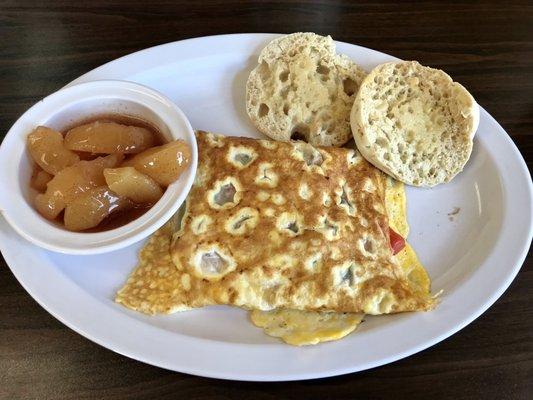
[26,116,191,231]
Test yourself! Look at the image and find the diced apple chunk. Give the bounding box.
[30,168,53,192]
[104,167,163,204]
[27,126,80,175]
[34,154,123,220]
[64,121,154,154]
[64,186,130,231]
[122,140,191,186]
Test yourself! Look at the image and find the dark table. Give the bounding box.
[1,1,531,399]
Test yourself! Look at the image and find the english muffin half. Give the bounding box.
[246,32,367,147]
[351,61,479,187]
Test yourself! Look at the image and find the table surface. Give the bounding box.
[1,1,531,399]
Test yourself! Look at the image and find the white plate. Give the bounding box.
[1,34,531,381]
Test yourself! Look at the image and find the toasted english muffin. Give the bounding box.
[246,32,367,147]
[351,61,479,187]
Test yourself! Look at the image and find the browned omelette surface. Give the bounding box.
[117,132,434,314]
[116,219,187,314]
[133,131,432,314]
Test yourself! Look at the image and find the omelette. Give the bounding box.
[167,132,433,313]
[117,132,435,340]
[249,178,430,345]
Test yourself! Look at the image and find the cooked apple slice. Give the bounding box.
[122,140,191,186]
[27,126,80,175]
[64,121,154,154]
[34,154,123,220]
[30,168,53,192]
[64,186,130,231]
[104,167,163,204]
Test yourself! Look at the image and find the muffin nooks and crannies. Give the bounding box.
[351,61,479,187]
[246,32,367,147]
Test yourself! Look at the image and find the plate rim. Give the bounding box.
[1,33,532,381]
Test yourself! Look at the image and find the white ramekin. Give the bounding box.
[0,80,197,254]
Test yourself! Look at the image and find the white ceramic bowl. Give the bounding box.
[0,80,197,254]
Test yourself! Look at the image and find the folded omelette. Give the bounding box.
[249,178,431,345]
[117,131,435,320]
